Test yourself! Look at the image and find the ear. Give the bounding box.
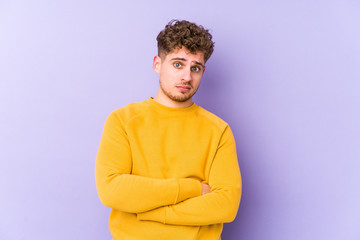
[202,65,206,74]
[153,55,161,74]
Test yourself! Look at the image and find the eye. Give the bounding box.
[174,62,182,68]
[191,66,201,72]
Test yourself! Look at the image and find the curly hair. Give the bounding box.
[156,20,215,63]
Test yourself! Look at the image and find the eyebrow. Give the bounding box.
[170,57,205,68]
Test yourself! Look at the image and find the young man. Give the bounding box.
[95,20,241,240]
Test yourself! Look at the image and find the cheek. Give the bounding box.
[161,69,179,81]
[160,71,176,87]
[194,73,203,82]
[193,75,203,87]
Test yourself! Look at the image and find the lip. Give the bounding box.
[176,86,191,91]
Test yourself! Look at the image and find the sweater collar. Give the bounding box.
[147,97,198,114]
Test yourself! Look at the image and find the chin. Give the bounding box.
[170,94,192,103]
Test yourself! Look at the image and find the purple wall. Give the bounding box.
[1,1,359,239]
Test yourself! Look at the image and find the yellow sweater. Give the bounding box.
[95,97,241,240]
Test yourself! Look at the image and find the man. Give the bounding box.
[95,19,241,240]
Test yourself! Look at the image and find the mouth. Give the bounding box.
[176,85,191,92]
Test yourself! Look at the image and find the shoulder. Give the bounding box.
[196,106,236,144]
[195,106,229,132]
[108,100,150,125]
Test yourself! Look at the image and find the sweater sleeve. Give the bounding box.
[95,111,202,213]
[137,125,242,225]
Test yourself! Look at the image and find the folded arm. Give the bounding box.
[137,125,242,225]
[95,111,202,213]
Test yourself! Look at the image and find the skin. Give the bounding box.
[153,46,206,108]
[153,46,211,194]
[201,182,211,195]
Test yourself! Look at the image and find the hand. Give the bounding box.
[201,183,211,195]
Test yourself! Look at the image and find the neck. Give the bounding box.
[154,89,193,108]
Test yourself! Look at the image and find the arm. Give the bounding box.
[137,125,242,226]
[95,111,202,213]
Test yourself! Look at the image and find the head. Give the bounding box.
[157,19,214,63]
[153,20,215,107]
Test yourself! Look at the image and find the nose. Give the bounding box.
[181,67,192,82]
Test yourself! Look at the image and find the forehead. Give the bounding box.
[164,47,205,64]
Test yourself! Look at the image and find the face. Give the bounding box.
[153,47,205,105]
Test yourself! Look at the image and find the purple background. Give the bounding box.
[1,1,359,239]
